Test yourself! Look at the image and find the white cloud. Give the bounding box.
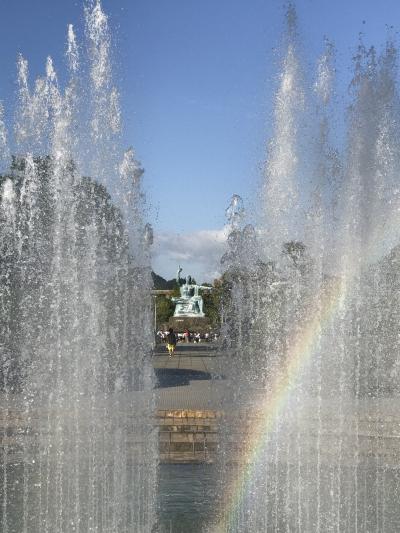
[151,228,228,282]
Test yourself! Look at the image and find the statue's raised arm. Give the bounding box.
[176,265,183,285]
[197,285,213,291]
[193,284,213,297]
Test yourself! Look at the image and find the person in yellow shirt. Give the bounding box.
[166,327,177,357]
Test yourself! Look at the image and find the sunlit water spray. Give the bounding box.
[212,5,400,533]
[0,2,156,532]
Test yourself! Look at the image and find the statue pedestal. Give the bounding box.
[168,316,211,333]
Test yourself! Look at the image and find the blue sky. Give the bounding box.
[1,0,400,280]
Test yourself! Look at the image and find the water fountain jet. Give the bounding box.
[0,3,156,532]
[213,6,400,533]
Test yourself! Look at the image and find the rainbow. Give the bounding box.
[212,275,347,532]
[210,162,400,532]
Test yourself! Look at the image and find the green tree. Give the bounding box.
[282,240,306,266]
[0,155,126,391]
[155,296,175,327]
[203,278,227,328]
[282,240,312,275]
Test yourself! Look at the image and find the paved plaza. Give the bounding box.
[153,342,225,411]
[153,342,219,374]
[153,342,225,462]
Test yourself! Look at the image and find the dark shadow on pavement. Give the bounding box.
[155,368,213,388]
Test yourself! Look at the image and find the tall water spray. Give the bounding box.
[0,3,156,532]
[213,6,400,533]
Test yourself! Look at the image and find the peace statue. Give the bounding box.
[171,266,212,318]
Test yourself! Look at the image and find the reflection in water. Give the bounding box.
[158,465,217,533]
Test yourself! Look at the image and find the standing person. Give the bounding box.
[166,327,177,357]
[184,329,190,343]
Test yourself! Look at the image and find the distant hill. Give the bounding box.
[151,272,178,290]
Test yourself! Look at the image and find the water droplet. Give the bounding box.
[242,224,256,241]
[227,229,242,250]
[225,194,245,228]
[144,223,153,246]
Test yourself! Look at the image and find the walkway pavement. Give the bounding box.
[153,342,224,462]
[153,342,219,373]
[153,343,225,411]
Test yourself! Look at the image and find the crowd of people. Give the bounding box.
[156,328,217,345]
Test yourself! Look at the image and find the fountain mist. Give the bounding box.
[213,6,400,533]
[0,2,156,532]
